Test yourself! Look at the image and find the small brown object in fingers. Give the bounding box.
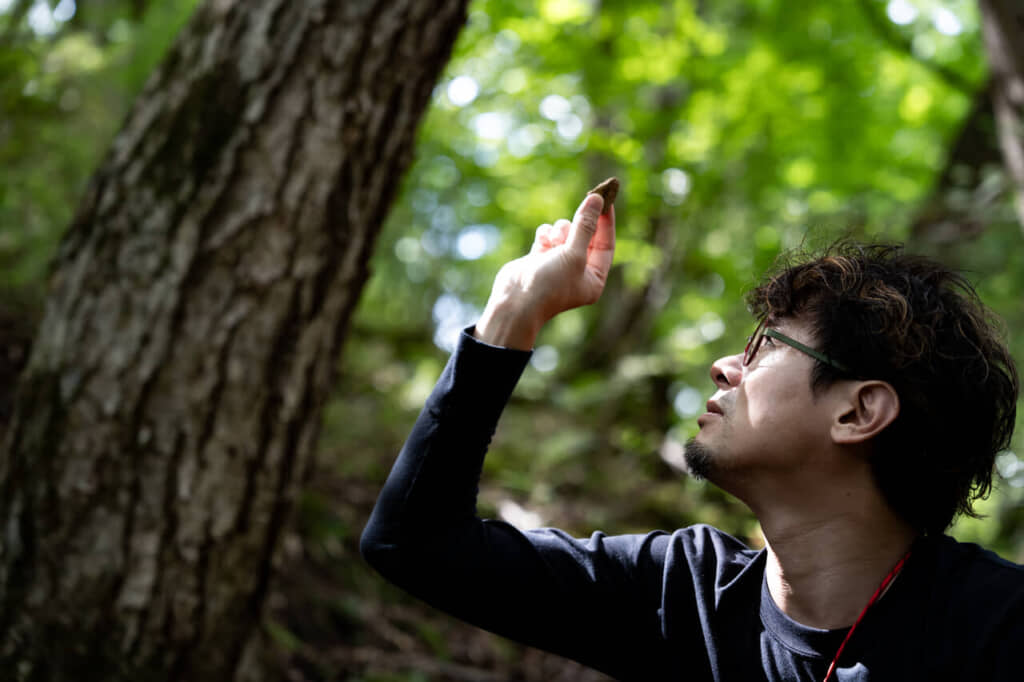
[587,177,619,215]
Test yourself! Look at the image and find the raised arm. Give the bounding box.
[360,188,682,677]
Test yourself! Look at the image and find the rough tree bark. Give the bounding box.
[0,0,468,679]
[979,0,1024,234]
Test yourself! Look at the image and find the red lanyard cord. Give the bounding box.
[822,549,912,682]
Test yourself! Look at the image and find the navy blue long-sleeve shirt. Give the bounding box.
[361,329,1024,681]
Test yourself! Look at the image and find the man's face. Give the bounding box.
[685,317,836,488]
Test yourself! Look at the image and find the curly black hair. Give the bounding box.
[747,242,1019,535]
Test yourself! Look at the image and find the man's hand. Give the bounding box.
[475,192,616,350]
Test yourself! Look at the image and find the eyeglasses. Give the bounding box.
[743,319,852,373]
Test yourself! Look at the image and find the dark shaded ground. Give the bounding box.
[269,472,615,682]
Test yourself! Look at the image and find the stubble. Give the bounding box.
[683,437,716,480]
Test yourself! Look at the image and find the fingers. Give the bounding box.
[531,192,609,258]
[568,193,604,254]
[530,220,572,254]
[592,204,615,252]
[586,203,615,279]
[552,219,571,244]
[530,223,552,254]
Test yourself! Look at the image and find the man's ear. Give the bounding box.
[831,381,900,445]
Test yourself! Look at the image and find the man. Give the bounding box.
[361,191,1024,680]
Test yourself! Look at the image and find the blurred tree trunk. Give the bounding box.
[909,83,1002,245]
[979,0,1024,233]
[0,295,35,438]
[0,0,468,680]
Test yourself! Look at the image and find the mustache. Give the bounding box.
[708,392,734,416]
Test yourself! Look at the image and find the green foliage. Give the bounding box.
[347,0,1024,562]
[4,0,1024,678]
[0,0,198,289]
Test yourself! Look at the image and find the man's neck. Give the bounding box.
[761,510,917,630]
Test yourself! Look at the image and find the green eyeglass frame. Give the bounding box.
[743,320,852,373]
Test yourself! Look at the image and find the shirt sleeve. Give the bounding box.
[360,327,672,678]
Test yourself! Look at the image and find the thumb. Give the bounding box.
[568,193,604,254]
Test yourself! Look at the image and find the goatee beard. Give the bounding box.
[683,437,716,480]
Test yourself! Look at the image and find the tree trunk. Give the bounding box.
[909,83,1003,246]
[979,0,1024,233]
[0,0,468,679]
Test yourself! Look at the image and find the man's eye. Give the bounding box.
[763,337,776,347]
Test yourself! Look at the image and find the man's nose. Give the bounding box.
[710,353,744,389]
